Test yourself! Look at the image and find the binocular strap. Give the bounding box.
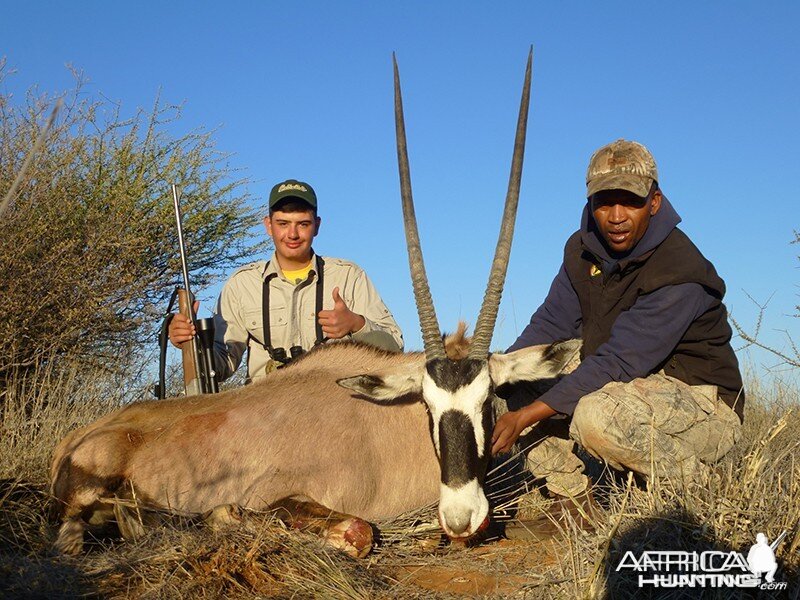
[261,255,326,363]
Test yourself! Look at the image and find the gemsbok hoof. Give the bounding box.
[324,517,374,559]
[54,519,84,556]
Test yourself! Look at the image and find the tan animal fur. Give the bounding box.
[50,327,471,554]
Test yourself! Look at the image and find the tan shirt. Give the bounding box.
[212,253,403,382]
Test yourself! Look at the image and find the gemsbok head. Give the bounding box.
[339,50,577,539]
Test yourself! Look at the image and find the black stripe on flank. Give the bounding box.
[438,410,479,488]
[425,358,485,392]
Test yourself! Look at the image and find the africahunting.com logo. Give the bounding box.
[616,530,789,590]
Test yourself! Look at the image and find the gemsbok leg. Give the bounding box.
[269,496,374,558]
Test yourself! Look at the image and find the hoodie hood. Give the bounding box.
[579,194,681,269]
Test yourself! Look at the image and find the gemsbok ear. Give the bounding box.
[337,363,424,402]
[488,339,582,386]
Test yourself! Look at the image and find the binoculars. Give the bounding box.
[270,345,305,364]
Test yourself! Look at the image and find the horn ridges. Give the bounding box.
[469,48,533,358]
[393,54,446,360]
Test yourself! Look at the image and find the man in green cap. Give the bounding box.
[169,178,403,382]
[491,139,744,501]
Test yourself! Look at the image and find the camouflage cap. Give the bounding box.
[268,179,317,210]
[586,139,658,198]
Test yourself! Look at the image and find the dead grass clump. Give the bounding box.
[85,519,285,598]
[0,478,51,554]
[77,511,392,599]
[0,357,128,483]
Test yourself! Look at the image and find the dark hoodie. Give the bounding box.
[508,196,744,418]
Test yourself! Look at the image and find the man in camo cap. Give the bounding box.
[492,139,744,504]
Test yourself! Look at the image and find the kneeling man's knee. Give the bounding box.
[570,392,651,473]
[570,390,635,471]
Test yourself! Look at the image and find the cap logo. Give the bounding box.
[278,183,308,193]
[592,154,653,178]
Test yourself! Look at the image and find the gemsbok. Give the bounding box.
[51,49,578,557]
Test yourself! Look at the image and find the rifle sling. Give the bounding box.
[156,288,180,399]
[314,255,325,345]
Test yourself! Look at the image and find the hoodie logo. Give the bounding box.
[590,264,602,277]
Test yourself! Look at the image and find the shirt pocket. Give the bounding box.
[243,305,287,345]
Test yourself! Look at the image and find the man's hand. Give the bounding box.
[491,410,529,455]
[168,300,199,348]
[491,399,558,455]
[317,287,366,339]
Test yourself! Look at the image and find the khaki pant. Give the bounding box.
[509,373,742,497]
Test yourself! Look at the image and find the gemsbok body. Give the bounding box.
[51,49,572,556]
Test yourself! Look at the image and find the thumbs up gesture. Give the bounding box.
[317,287,366,339]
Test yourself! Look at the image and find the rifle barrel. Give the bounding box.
[172,184,193,302]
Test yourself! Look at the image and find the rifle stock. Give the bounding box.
[177,288,204,396]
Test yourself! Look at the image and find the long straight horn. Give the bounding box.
[469,48,533,359]
[393,54,446,360]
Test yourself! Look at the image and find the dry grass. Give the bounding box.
[1,362,798,599]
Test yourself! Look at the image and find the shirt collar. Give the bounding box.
[263,250,319,282]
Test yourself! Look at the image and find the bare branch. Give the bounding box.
[0,98,61,218]
[731,293,800,369]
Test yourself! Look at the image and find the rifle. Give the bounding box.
[154,185,219,399]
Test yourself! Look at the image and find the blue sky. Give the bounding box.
[3,2,798,376]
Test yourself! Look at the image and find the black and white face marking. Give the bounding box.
[422,358,493,538]
[336,339,584,540]
[423,358,493,464]
[438,411,479,487]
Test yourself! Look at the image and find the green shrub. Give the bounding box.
[0,65,268,383]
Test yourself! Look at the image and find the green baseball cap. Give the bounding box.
[268,179,318,210]
[586,139,658,199]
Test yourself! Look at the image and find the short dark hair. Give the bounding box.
[269,198,317,217]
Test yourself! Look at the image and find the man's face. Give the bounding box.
[589,188,662,255]
[264,209,321,263]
